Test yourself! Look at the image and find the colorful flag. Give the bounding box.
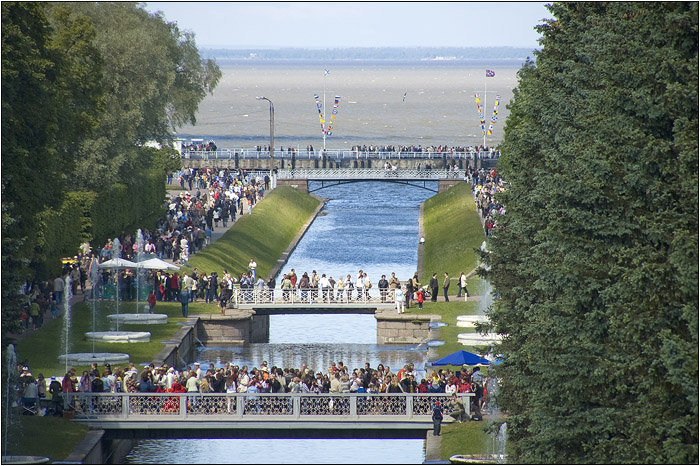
[486,69,495,77]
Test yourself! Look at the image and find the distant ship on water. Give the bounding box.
[421,56,457,61]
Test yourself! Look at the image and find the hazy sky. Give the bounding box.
[144,2,551,48]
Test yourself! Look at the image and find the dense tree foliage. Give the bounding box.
[1,2,220,337]
[481,3,698,463]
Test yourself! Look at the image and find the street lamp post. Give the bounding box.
[256,96,274,158]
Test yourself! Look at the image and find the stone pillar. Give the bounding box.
[375,312,440,344]
[437,179,462,193]
[276,179,308,193]
[250,314,270,343]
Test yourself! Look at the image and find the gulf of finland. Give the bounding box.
[125,181,437,464]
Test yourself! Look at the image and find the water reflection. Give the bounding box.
[197,341,429,381]
[125,438,425,464]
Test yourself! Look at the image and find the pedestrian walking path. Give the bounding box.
[161,189,263,268]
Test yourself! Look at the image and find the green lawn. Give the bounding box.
[14,300,189,377]
[7,415,89,461]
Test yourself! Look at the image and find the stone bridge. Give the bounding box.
[66,392,472,439]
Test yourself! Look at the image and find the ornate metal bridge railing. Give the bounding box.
[66,392,472,421]
[232,287,399,307]
[181,149,496,161]
[276,168,463,180]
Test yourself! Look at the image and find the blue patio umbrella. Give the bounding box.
[429,350,490,366]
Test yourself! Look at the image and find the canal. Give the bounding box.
[125,181,437,464]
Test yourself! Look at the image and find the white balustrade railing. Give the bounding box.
[65,392,471,421]
[232,286,399,306]
[275,168,463,180]
[181,149,499,161]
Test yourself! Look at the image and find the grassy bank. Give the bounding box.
[420,181,484,284]
[407,181,488,359]
[8,416,89,462]
[184,186,321,279]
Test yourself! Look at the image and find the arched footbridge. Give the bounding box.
[275,168,465,193]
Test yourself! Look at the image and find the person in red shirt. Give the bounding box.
[147,291,156,313]
[417,379,429,393]
[416,289,424,309]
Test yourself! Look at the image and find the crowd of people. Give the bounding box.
[466,167,506,236]
[162,267,470,318]
[17,167,270,330]
[351,144,500,158]
[15,358,487,422]
[181,141,501,159]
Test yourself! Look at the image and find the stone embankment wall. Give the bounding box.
[375,311,441,345]
[63,429,135,465]
[152,319,197,368]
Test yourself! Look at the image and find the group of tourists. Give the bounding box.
[467,167,506,236]
[18,258,87,331]
[350,144,500,158]
[20,357,486,422]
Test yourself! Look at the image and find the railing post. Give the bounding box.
[350,395,357,418]
[236,394,244,418]
[293,395,300,419]
[122,393,129,419]
[407,394,413,419]
[180,393,187,419]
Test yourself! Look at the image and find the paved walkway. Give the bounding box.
[161,189,264,267]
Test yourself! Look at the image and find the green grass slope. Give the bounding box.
[421,181,485,284]
[185,186,321,278]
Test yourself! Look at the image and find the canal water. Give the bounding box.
[125,182,437,464]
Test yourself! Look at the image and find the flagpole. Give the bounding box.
[323,70,327,152]
[483,74,487,149]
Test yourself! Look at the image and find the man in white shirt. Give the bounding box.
[319,274,331,302]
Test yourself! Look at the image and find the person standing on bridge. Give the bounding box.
[281,274,293,302]
[336,275,345,302]
[345,274,354,302]
[310,271,320,303]
[298,272,309,301]
[319,274,331,303]
[363,273,372,300]
[355,271,365,301]
[378,275,389,303]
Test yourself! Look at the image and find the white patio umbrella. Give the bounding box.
[98,258,138,269]
[136,258,180,271]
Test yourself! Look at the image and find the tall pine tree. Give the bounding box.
[483,3,698,463]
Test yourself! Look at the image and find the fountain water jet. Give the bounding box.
[86,243,154,343]
[103,235,167,329]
